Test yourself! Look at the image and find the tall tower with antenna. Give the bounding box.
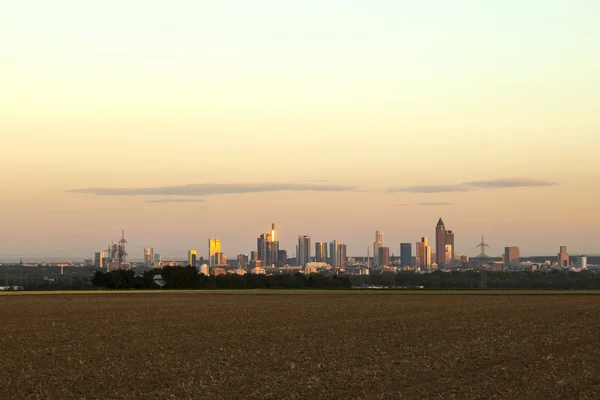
[476,235,489,258]
[117,230,128,264]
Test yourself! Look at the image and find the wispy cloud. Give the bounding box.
[145,199,208,204]
[389,178,557,194]
[464,178,557,188]
[388,184,471,193]
[416,202,453,206]
[68,183,359,197]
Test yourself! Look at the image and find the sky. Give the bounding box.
[2,0,600,261]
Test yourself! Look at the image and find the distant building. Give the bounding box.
[213,252,226,266]
[250,250,259,262]
[577,256,588,269]
[211,267,226,276]
[237,254,249,268]
[209,238,221,267]
[378,246,390,267]
[329,240,339,267]
[337,243,347,267]
[373,231,383,267]
[188,250,197,267]
[297,235,311,267]
[84,259,93,267]
[315,242,328,263]
[154,253,162,264]
[251,266,266,275]
[94,252,105,269]
[445,230,455,260]
[144,248,154,266]
[436,218,447,268]
[277,250,288,267]
[558,246,569,267]
[417,237,432,269]
[400,243,412,267]
[504,246,520,265]
[199,264,210,276]
[444,245,453,265]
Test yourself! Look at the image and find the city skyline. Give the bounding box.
[2,1,599,260]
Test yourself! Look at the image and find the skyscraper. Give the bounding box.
[208,238,221,267]
[337,243,347,268]
[143,248,154,266]
[378,246,390,267]
[315,242,328,263]
[435,218,447,268]
[558,246,569,267]
[400,243,412,267]
[445,230,455,260]
[267,240,279,266]
[329,240,339,267]
[504,246,520,265]
[188,250,197,267]
[298,235,311,267]
[257,233,268,266]
[417,237,431,269]
[373,231,383,267]
[277,250,287,267]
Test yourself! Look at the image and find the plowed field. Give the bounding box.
[1,292,598,399]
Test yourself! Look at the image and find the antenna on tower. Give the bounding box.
[476,235,490,258]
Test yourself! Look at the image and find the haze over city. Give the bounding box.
[2,1,599,261]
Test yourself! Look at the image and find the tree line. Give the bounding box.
[91,266,352,290]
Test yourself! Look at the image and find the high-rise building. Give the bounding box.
[188,250,197,267]
[267,240,279,266]
[213,252,226,266]
[209,238,221,267]
[445,230,455,260]
[154,253,161,264]
[436,218,447,268]
[373,231,384,267]
[577,255,588,269]
[400,243,412,267]
[237,254,249,268]
[558,246,569,267]
[250,250,259,262]
[143,248,154,266]
[315,242,328,263]
[337,243,347,267]
[504,247,520,265]
[378,246,390,267]
[329,240,339,267]
[94,252,105,269]
[200,264,210,276]
[417,237,432,269]
[298,235,311,267]
[277,250,288,267]
[257,233,268,265]
[445,244,453,265]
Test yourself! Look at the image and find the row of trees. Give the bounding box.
[91,267,352,290]
[90,267,600,290]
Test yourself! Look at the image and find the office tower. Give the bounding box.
[154,253,161,264]
[94,252,104,269]
[315,242,328,263]
[445,230,455,260]
[188,250,197,267]
[200,264,210,276]
[278,250,287,267]
[504,246,520,265]
[373,231,384,267]
[378,246,390,267]
[400,243,412,267]
[237,254,249,268]
[417,237,431,269]
[436,218,447,268]
[143,248,154,266]
[250,250,259,262]
[444,245,452,265]
[209,238,221,267]
[337,243,347,267]
[298,235,311,267]
[558,246,569,267]
[329,240,339,267]
[577,255,588,269]
[213,252,225,266]
[267,240,279,266]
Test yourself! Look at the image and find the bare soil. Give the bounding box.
[1,293,598,399]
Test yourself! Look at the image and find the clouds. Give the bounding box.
[145,199,208,204]
[389,184,470,194]
[388,178,557,193]
[397,202,453,207]
[69,183,359,197]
